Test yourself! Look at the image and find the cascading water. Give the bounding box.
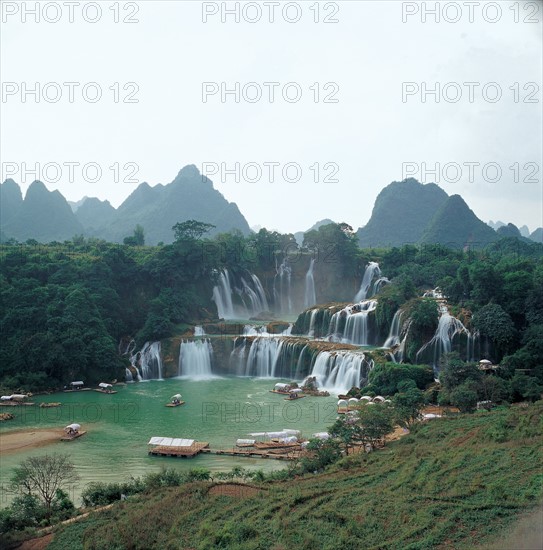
[244,337,282,377]
[125,368,134,382]
[354,262,381,302]
[384,310,403,348]
[306,350,372,394]
[136,341,163,380]
[416,305,472,371]
[342,300,377,345]
[373,277,390,295]
[304,258,317,308]
[308,309,319,337]
[274,259,292,314]
[194,326,206,336]
[212,270,236,319]
[232,337,303,378]
[178,339,214,379]
[212,269,269,319]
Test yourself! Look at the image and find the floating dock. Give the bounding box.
[148,441,209,458]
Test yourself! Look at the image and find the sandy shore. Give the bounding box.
[0,428,65,455]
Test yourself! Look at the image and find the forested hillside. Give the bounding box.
[1,222,541,393]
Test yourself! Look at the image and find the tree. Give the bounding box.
[123,224,145,246]
[172,220,215,241]
[393,380,427,428]
[472,303,516,359]
[356,403,395,450]
[449,382,478,413]
[10,454,79,517]
[438,352,481,391]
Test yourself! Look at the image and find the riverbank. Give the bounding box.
[0,428,65,456]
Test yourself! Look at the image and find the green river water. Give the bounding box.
[0,377,338,506]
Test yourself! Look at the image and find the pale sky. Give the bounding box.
[1,0,542,233]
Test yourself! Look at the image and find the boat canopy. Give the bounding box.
[171,394,182,400]
[313,432,330,440]
[289,388,303,394]
[280,435,298,443]
[274,383,289,390]
[98,383,112,388]
[147,437,194,447]
[65,423,81,431]
[282,429,301,436]
[70,381,84,386]
[1,396,12,400]
[338,399,348,407]
[248,431,290,439]
[236,439,255,445]
[10,394,28,400]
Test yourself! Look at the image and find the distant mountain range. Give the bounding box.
[0,166,251,245]
[1,171,541,247]
[356,178,541,248]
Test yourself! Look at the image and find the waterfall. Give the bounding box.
[354,262,381,302]
[194,326,206,337]
[125,368,134,382]
[212,270,235,318]
[307,350,372,394]
[373,277,390,295]
[326,300,377,345]
[274,259,292,314]
[135,341,163,380]
[384,310,403,348]
[212,269,269,319]
[244,337,282,377]
[304,258,317,308]
[178,339,214,379]
[416,305,472,371]
[342,300,377,345]
[233,337,303,378]
[308,309,319,337]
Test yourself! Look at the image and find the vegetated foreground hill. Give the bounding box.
[48,404,543,550]
[0,165,252,245]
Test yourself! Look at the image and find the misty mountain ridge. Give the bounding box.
[1,166,251,245]
[1,171,541,247]
[355,178,541,248]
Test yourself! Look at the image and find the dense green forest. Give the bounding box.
[1,222,542,394]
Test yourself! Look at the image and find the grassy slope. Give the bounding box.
[49,404,542,550]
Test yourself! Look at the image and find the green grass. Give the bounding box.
[49,404,543,550]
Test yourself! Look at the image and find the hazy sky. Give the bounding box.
[1,0,542,233]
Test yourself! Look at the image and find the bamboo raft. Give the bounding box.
[284,395,306,401]
[165,401,185,407]
[63,388,91,393]
[0,401,35,407]
[148,441,209,458]
[94,389,118,394]
[61,431,87,441]
[269,390,291,395]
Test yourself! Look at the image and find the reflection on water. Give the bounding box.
[0,378,337,506]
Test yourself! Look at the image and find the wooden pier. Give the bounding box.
[200,447,301,460]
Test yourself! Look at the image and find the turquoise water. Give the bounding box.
[0,378,337,506]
